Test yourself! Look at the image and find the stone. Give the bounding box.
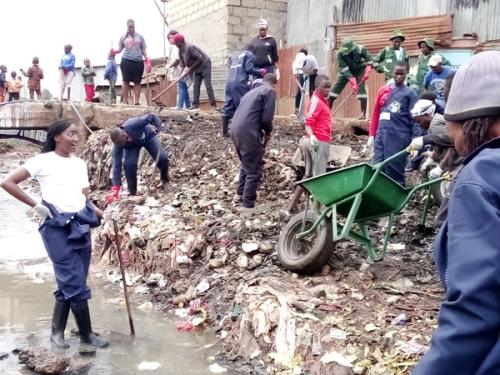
[17,348,70,374]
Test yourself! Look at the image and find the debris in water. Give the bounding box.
[138,361,162,371]
[208,363,227,373]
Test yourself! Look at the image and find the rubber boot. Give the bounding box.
[125,175,137,195]
[50,301,70,349]
[70,300,109,348]
[358,98,367,120]
[160,165,169,184]
[221,116,229,138]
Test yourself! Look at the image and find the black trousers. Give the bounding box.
[231,131,263,208]
[295,74,304,110]
[192,59,216,107]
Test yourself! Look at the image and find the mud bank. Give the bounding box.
[80,117,442,375]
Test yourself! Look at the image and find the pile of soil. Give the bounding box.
[82,116,441,375]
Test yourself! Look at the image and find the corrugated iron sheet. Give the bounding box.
[277,46,306,98]
[335,15,453,56]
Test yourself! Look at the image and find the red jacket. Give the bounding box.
[305,91,332,143]
[369,84,393,137]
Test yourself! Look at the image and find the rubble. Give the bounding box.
[17,348,70,374]
[82,118,442,374]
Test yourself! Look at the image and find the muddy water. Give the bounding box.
[0,179,234,374]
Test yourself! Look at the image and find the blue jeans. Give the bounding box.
[177,80,191,109]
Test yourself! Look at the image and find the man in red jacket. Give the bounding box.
[285,74,332,214]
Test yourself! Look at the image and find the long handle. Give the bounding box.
[152,77,181,101]
[112,219,136,336]
[331,91,354,116]
[69,101,94,134]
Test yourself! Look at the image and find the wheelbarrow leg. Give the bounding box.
[332,194,362,241]
[301,191,311,233]
[359,213,395,262]
[419,185,433,228]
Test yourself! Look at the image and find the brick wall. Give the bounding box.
[227,0,288,60]
[168,0,288,102]
[169,0,228,65]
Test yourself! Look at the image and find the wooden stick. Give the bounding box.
[152,77,180,101]
[153,0,168,27]
[112,219,136,336]
[331,90,355,116]
[68,101,94,134]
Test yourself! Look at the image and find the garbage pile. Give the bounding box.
[82,118,442,374]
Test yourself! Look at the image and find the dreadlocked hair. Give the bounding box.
[462,116,499,156]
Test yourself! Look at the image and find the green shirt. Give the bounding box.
[416,52,451,93]
[81,67,95,85]
[375,46,410,81]
[337,45,374,78]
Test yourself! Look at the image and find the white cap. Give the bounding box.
[257,19,268,29]
[428,54,443,67]
[411,99,436,117]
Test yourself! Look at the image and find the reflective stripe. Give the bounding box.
[341,66,350,73]
[305,95,319,120]
[357,94,368,99]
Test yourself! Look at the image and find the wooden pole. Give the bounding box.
[112,219,136,336]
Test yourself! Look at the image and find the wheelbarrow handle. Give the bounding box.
[372,148,409,171]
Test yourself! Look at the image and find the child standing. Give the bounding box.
[366,62,419,186]
[20,57,44,100]
[7,71,24,101]
[81,58,96,102]
[0,65,7,102]
[104,50,118,104]
[413,50,500,375]
[285,75,333,214]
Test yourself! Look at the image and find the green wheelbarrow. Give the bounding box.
[277,148,449,274]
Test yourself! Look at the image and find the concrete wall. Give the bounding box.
[169,0,228,65]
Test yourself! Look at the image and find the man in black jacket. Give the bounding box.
[230,73,277,214]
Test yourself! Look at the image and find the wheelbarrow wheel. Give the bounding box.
[278,210,333,274]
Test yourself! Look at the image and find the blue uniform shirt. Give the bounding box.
[227,50,262,87]
[423,66,455,108]
[414,137,500,375]
[112,114,163,185]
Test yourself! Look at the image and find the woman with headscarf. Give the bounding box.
[111,19,151,105]
[0,120,109,349]
[413,51,500,374]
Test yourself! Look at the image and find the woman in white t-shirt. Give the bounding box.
[0,120,108,349]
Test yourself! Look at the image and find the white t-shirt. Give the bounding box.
[292,52,306,74]
[23,152,89,213]
[303,55,319,76]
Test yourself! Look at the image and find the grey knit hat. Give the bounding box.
[445,51,500,122]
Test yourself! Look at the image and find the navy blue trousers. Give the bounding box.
[222,83,249,120]
[124,135,169,193]
[232,131,263,208]
[39,202,99,302]
[373,122,411,186]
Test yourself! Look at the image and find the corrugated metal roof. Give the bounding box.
[335,15,453,56]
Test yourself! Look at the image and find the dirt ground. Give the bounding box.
[79,114,442,375]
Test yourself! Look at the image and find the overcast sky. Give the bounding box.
[2,0,170,97]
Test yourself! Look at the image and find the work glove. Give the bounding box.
[275,68,280,81]
[259,68,267,77]
[348,77,358,94]
[33,204,53,221]
[145,58,152,73]
[429,166,443,179]
[362,136,374,156]
[409,137,424,151]
[309,134,319,147]
[105,186,121,205]
[361,65,373,83]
